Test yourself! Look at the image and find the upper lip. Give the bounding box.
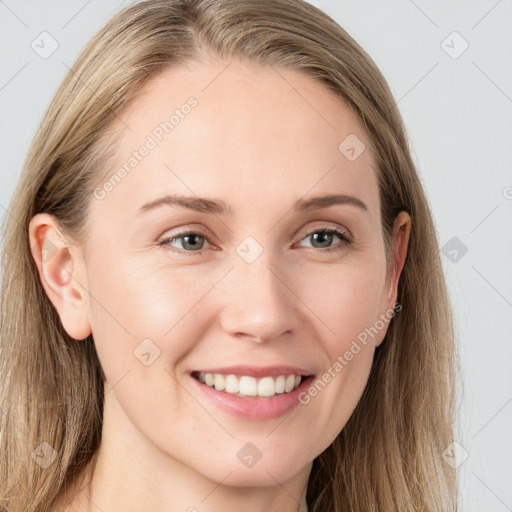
[192,365,314,378]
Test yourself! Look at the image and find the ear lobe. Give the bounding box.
[387,211,411,306]
[28,213,92,340]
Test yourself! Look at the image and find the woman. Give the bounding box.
[0,0,458,510]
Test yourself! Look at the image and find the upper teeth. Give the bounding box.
[197,372,302,398]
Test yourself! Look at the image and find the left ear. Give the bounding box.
[386,210,411,309]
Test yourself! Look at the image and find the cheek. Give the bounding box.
[88,252,201,337]
[299,257,385,345]
[291,260,385,444]
[86,253,221,387]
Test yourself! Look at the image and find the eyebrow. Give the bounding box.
[138,193,368,216]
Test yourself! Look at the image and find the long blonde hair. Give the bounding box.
[0,0,459,510]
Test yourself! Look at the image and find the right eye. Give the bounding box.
[158,230,213,254]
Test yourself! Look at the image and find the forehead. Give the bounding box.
[94,58,379,222]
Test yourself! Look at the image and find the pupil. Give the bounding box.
[183,234,203,250]
[313,232,332,248]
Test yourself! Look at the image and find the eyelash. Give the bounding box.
[158,225,352,255]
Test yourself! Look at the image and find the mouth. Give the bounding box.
[190,370,315,399]
[189,370,316,420]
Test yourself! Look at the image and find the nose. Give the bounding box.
[217,253,298,343]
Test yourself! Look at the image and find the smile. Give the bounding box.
[192,371,304,398]
[190,372,316,421]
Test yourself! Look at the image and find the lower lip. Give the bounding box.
[191,374,315,421]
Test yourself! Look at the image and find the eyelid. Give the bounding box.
[296,223,353,244]
[159,227,214,246]
[159,225,213,242]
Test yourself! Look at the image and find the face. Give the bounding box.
[30,57,410,489]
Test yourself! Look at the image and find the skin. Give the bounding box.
[29,57,410,512]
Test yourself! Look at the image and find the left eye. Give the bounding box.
[296,227,351,251]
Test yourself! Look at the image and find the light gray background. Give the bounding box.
[1,1,511,510]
